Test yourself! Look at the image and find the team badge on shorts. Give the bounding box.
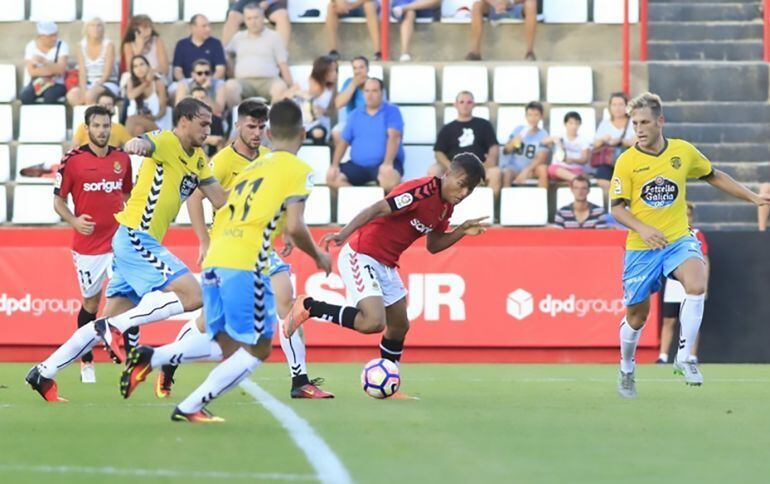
[670,156,682,170]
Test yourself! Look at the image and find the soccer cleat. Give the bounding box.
[155,365,176,399]
[655,358,667,364]
[120,346,154,399]
[93,318,125,364]
[673,359,704,386]
[617,370,637,399]
[80,362,96,383]
[283,295,311,339]
[291,378,335,399]
[25,366,67,402]
[171,406,225,423]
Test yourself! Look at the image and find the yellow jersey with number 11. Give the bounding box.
[211,144,271,191]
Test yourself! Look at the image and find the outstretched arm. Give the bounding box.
[704,169,770,206]
[321,200,392,249]
[426,217,487,254]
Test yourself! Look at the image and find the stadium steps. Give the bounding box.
[648,62,768,102]
[648,2,761,23]
[649,21,764,41]
[664,123,770,143]
[664,101,770,123]
[696,144,770,163]
[648,40,763,61]
[688,181,763,202]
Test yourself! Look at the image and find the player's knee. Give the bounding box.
[359,314,386,334]
[684,282,706,296]
[82,297,100,314]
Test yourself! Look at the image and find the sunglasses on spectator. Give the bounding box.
[194,70,211,76]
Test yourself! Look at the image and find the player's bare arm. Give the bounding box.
[281,229,295,257]
[426,217,488,254]
[197,178,228,209]
[53,195,95,235]
[186,188,210,266]
[124,137,154,156]
[321,199,393,249]
[703,169,770,206]
[611,199,668,249]
[285,201,332,275]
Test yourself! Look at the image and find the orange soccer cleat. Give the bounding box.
[94,318,125,364]
[25,366,67,403]
[283,295,311,338]
[291,378,335,399]
[120,346,154,399]
[171,407,225,423]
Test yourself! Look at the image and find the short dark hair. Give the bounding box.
[242,1,263,13]
[189,13,206,25]
[190,86,208,97]
[352,55,369,68]
[173,97,212,127]
[238,99,269,120]
[365,77,384,91]
[269,99,303,140]
[450,152,486,188]
[570,175,591,189]
[192,58,211,70]
[84,105,112,126]
[564,111,582,124]
[96,90,116,104]
[525,101,544,115]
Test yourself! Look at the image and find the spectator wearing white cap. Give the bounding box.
[21,21,70,104]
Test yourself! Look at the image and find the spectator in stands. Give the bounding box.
[66,17,119,107]
[501,101,549,188]
[332,55,369,145]
[431,91,501,196]
[547,111,590,183]
[125,55,168,136]
[223,0,291,48]
[175,59,225,115]
[327,78,404,192]
[758,183,770,230]
[391,0,441,62]
[593,92,635,191]
[71,91,131,149]
[21,21,69,105]
[224,3,294,106]
[190,86,225,156]
[121,15,169,79]
[170,14,226,98]
[466,0,537,61]
[326,0,381,60]
[554,175,607,229]
[291,55,338,145]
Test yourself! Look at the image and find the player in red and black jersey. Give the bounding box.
[283,153,487,395]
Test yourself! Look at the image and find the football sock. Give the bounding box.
[107,291,184,333]
[177,348,261,414]
[676,294,705,363]
[303,297,358,329]
[123,326,140,354]
[77,308,96,363]
[619,319,641,374]
[279,324,307,384]
[40,322,99,378]
[379,337,404,363]
[160,319,201,378]
[151,332,223,368]
[657,353,669,363]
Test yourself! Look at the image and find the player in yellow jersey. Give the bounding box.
[610,92,770,398]
[25,99,230,402]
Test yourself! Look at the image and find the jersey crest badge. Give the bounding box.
[113,160,123,174]
[670,156,682,170]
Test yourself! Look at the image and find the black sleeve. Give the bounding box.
[482,119,498,146]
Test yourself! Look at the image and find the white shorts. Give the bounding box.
[72,251,113,298]
[338,243,407,307]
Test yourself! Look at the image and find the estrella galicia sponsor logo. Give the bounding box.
[641,176,678,208]
[179,174,199,200]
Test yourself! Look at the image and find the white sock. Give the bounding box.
[658,353,669,363]
[279,326,307,379]
[174,319,199,342]
[177,347,261,414]
[150,332,223,368]
[619,318,642,374]
[40,323,99,378]
[676,294,705,363]
[108,291,184,332]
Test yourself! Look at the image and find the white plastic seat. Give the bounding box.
[30,0,76,22]
[289,64,313,92]
[289,0,328,23]
[403,145,435,181]
[593,0,639,23]
[389,65,436,104]
[71,105,88,130]
[19,105,66,143]
[556,186,605,210]
[184,0,230,22]
[337,64,384,91]
[440,0,473,23]
[543,0,588,23]
[496,106,527,144]
[449,186,493,225]
[0,185,6,223]
[546,66,593,104]
[548,107,597,140]
[337,186,384,224]
[297,145,331,185]
[493,66,539,104]
[82,0,122,22]
[0,65,16,102]
[442,65,489,103]
[0,105,12,143]
[0,0,25,21]
[15,144,63,184]
[499,187,548,226]
[133,0,179,22]
[175,199,213,225]
[0,145,10,182]
[401,106,437,144]
[443,106,490,124]
[305,186,331,225]
[12,185,60,224]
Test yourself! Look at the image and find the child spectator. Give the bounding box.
[548,111,590,183]
[501,101,548,187]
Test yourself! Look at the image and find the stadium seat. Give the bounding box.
[289,0,328,23]
[389,65,436,104]
[0,145,10,182]
[593,0,639,24]
[305,186,332,225]
[337,64,384,91]
[403,145,435,181]
[442,66,488,103]
[19,105,66,143]
[337,186,384,224]
[543,0,588,23]
[82,0,122,22]
[548,107,597,140]
[71,105,88,131]
[0,185,6,223]
[450,186,493,225]
[443,106,490,123]
[0,65,16,102]
[29,0,76,22]
[15,144,63,184]
[401,106,437,144]
[493,66,539,105]
[0,0,25,21]
[289,64,313,92]
[184,0,229,22]
[546,66,593,104]
[499,187,548,226]
[297,145,331,185]
[556,186,605,210]
[175,198,214,225]
[133,0,179,22]
[496,106,527,145]
[12,184,60,224]
[440,0,473,23]
[0,105,12,143]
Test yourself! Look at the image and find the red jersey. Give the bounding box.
[54,145,133,255]
[350,177,453,267]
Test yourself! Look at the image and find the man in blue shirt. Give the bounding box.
[327,78,404,192]
[171,15,226,96]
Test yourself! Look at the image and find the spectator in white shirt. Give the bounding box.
[547,111,590,183]
[67,17,119,107]
[21,21,69,104]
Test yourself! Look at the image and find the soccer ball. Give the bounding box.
[360,358,400,399]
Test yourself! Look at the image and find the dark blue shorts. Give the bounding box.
[340,161,404,186]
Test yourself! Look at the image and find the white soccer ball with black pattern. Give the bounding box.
[361,358,400,399]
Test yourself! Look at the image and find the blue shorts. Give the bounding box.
[340,160,404,186]
[622,235,704,306]
[488,3,525,20]
[267,251,290,277]
[202,267,277,345]
[105,226,189,305]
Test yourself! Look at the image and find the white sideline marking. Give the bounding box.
[240,379,353,484]
[0,464,316,481]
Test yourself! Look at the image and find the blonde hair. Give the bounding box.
[628,91,663,118]
[82,17,105,41]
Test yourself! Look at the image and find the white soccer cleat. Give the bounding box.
[673,358,703,386]
[80,362,96,384]
[617,370,637,399]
